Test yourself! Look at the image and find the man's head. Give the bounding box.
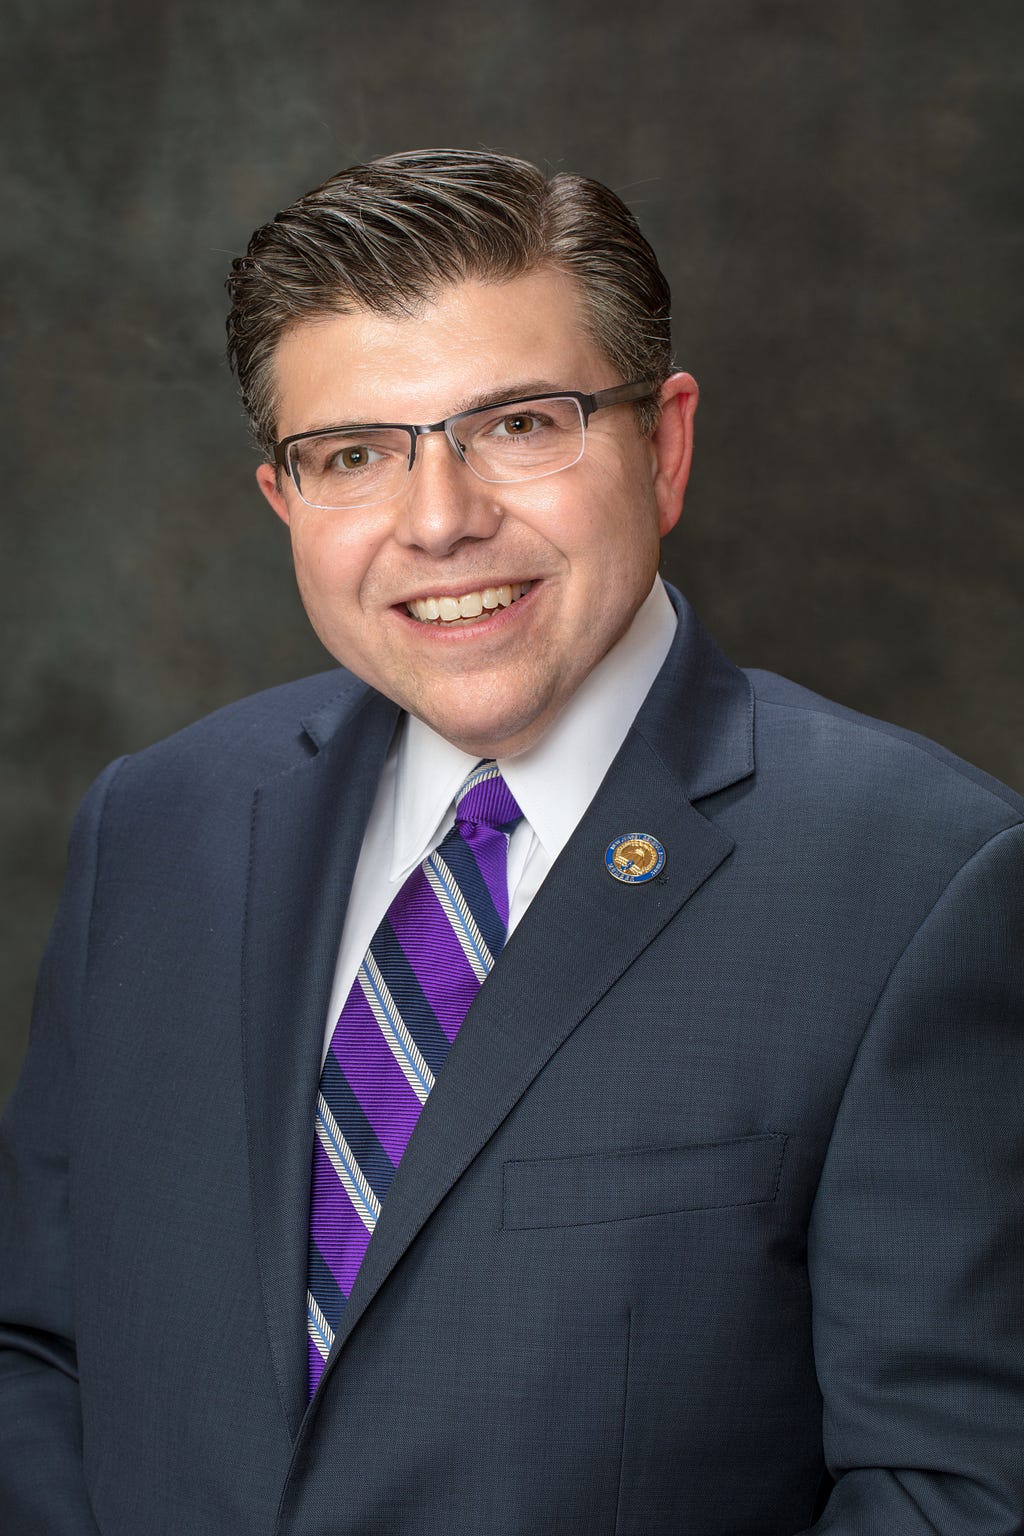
[227,150,698,759]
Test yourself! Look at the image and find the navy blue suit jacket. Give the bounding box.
[2,591,1023,1534]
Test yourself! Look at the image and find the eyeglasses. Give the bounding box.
[272,380,657,511]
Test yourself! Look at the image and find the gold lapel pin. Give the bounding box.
[605,833,666,884]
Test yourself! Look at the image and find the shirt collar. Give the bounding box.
[390,577,678,879]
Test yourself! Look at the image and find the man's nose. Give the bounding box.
[392,432,503,556]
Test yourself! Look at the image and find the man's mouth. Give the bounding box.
[405,582,532,625]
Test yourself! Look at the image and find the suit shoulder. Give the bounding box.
[744,667,1024,828]
[106,668,372,798]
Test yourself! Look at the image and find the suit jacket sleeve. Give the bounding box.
[0,763,122,1535]
[801,819,1024,1533]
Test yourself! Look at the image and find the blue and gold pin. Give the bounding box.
[605,833,666,884]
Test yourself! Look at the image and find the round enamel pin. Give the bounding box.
[605,833,666,884]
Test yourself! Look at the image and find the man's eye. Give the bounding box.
[328,444,383,471]
[492,413,538,438]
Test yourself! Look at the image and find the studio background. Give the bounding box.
[2,0,1021,1108]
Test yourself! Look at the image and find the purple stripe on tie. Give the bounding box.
[456,774,518,924]
[388,872,480,1042]
[456,773,520,832]
[309,1137,372,1298]
[329,990,424,1164]
[456,819,511,927]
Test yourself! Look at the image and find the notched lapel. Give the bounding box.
[242,687,398,1436]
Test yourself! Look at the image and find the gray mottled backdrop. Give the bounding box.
[2,0,1021,1106]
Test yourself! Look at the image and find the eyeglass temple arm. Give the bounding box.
[584,379,659,418]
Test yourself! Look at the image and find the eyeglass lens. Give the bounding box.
[288,397,586,509]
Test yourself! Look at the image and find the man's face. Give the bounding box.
[256,269,696,758]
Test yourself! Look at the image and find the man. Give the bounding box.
[1,149,1022,1535]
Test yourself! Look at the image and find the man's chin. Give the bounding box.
[408,697,555,761]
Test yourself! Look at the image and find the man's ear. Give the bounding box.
[255,462,291,526]
[650,372,699,538]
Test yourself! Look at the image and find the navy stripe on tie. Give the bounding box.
[438,835,508,960]
[309,1238,349,1314]
[319,1051,398,1203]
[370,920,455,1075]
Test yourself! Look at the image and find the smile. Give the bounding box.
[405,582,532,625]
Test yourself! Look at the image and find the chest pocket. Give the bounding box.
[501,1132,787,1230]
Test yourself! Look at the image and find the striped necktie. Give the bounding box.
[306,760,523,1395]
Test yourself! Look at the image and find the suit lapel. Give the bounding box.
[325,595,756,1370]
[241,684,398,1436]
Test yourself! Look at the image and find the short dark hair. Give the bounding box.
[226,148,673,459]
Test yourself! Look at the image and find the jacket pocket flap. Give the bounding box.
[502,1133,786,1230]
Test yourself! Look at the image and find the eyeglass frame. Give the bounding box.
[271,378,659,508]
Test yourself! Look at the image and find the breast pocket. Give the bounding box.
[501,1133,787,1230]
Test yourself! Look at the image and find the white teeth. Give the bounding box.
[406,582,531,624]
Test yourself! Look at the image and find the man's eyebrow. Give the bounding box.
[452,380,570,414]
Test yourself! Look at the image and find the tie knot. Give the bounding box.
[454,761,522,832]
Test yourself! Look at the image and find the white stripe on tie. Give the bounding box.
[358,952,434,1105]
[315,1093,381,1233]
[425,853,494,983]
[460,761,502,797]
[307,1291,334,1362]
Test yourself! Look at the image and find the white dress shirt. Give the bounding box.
[321,577,678,1059]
